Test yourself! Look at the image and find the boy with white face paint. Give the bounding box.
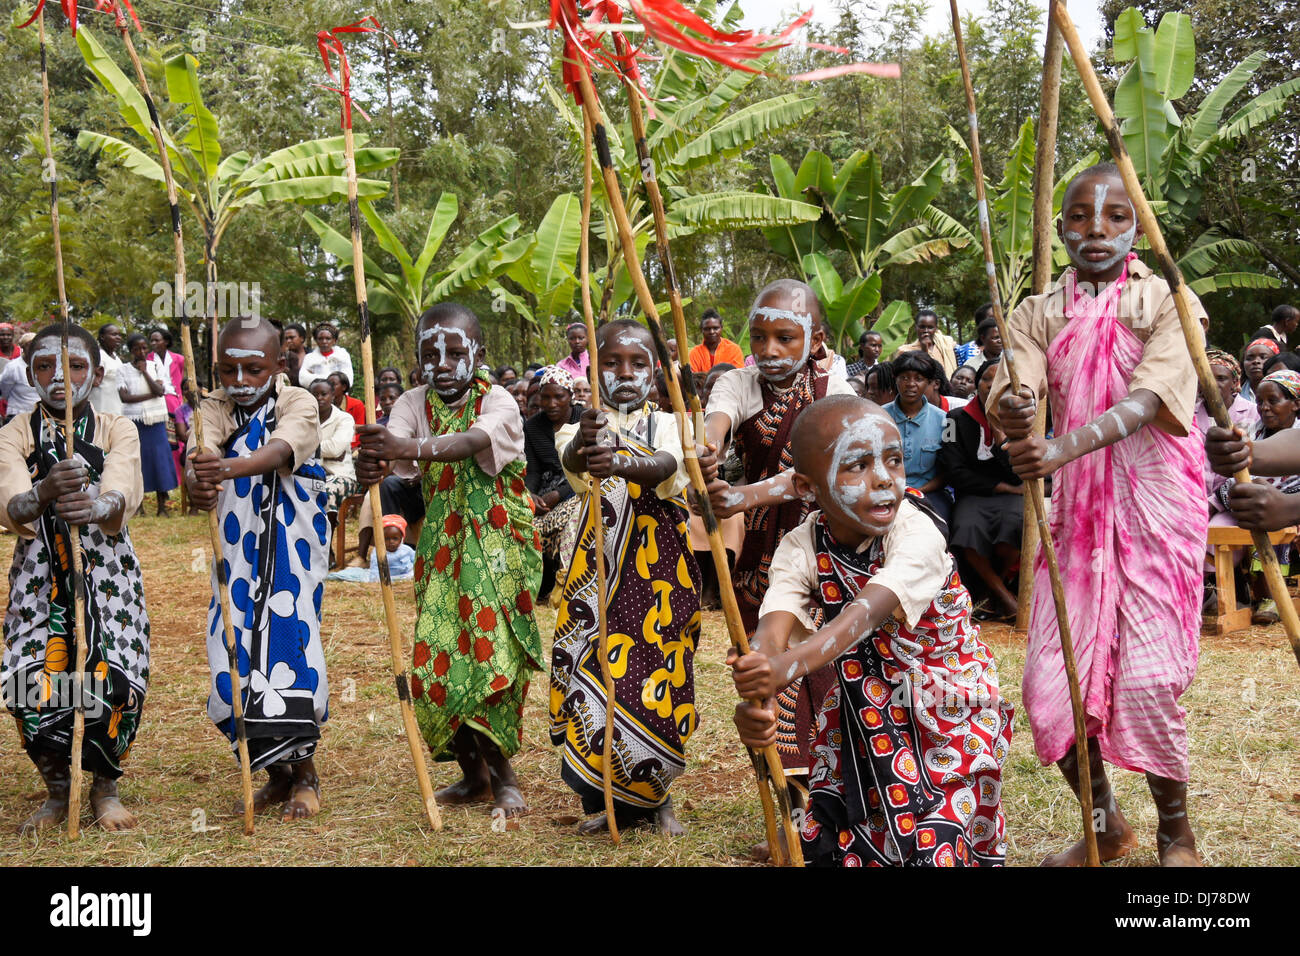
[0,323,149,833]
[697,280,854,801]
[729,394,1013,866]
[551,319,700,836]
[357,302,542,821]
[186,318,333,822]
[989,162,1210,867]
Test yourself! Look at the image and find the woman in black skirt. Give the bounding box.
[524,366,583,603]
[938,356,1023,619]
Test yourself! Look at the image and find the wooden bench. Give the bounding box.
[1202,525,1299,635]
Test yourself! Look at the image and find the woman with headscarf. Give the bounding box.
[937,356,1024,619]
[1239,337,1279,403]
[1194,350,1259,497]
[524,366,583,602]
[1208,368,1300,624]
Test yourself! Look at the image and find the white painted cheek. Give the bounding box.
[601,370,619,401]
[1064,230,1083,241]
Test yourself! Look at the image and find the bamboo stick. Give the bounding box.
[1051,0,1300,669]
[342,124,442,831]
[579,111,619,843]
[103,5,256,832]
[618,74,788,863]
[1017,16,1063,632]
[950,0,1099,866]
[574,63,801,865]
[32,9,89,839]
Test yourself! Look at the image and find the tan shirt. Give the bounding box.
[758,499,950,643]
[559,404,690,501]
[987,259,1207,436]
[0,410,143,538]
[707,364,855,437]
[385,384,523,481]
[187,379,321,474]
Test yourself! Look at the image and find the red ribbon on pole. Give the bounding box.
[15,0,80,34]
[317,15,395,130]
[92,0,143,32]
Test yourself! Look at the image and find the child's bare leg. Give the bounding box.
[18,748,70,834]
[1042,736,1137,866]
[90,774,136,831]
[655,795,685,836]
[282,757,321,821]
[234,762,293,815]
[1147,774,1199,866]
[481,735,527,818]
[964,548,1018,617]
[435,726,492,805]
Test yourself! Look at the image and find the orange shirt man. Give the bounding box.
[689,310,744,373]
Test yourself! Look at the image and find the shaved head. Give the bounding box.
[218,316,281,356]
[751,278,824,325]
[790,394,889,473]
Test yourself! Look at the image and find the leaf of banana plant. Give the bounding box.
[164,53,222,186]
[665,191,820,239]
[670,95,818,172]
[992,117,1036,256]
[413,193,460,282]
[1151,11,1195,100]
[827,273,882,344]
[800,252,843,308]
[530,193,583,294]
[360,201,416,289]
[872,299,913,358]
[75,131,169,189]
[1187,272,1281,296]
[485,281,537,327]
[258,175,389,205]
[301,210,397,295]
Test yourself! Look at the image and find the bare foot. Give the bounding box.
[435,776,493,806]
[577,812,620,835]
[656,797,685,836]
[492,783,528,819]
[235,764,293,816]
[90,777,137,831]
[1041,808,1138,866]
[18,794,68,835]
[749,841,771,863]
[283,782,320,821]
[1158,835,1201,867]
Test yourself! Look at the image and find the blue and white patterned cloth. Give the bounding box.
[205,392,330,770]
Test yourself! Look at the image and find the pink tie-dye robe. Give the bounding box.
[1024,259,1206,781]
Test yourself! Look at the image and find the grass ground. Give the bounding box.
[1,512,1297,866]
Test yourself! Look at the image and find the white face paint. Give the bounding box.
[749,305,813,383]
[824,411,901,534]
[1064,183,1138,274]
[599,332,657,412]
[419,324,479,397]
[31,339,96,410]
[223,348,265,358]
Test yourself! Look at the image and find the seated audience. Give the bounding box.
[885,351,952,526]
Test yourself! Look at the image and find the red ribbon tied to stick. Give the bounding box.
[547,0,899,105]
[15,0,80,34]
[91,0,143,32]
[317,16,396,130]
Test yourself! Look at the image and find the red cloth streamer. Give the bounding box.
[91,0,143,32]
[547,0,896,106]
[317,16,395,130]
[15,0,80,35]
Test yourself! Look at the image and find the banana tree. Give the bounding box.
[301,193,533,356]
[1110,7,1300,296]
[764,147,974,346]
[543,20,822,317]
[73,26,399,318]
[945,117,1098,312]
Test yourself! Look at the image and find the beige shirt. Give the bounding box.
[758,499,950,643]
[187,379,321,474]
[318,405,356,481]
[0,410,143,538]
[987,259,1207,436]
[559,404,690,501]
[898,330,959,377]
[385,384,523,480]
[707,364,855,437]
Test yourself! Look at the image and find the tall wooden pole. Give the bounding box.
[950,0,1099,866]
[32,9,89,839]
[321,21,442,829]
[1051,1,1300,669]
[102,4,256,833]
[1017,15,1063,632]
[574,63,800,865]
[579,113,618,843]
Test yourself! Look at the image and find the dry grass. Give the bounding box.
[1,513,1297,866]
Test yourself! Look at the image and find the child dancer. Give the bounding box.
[186,318,330,821]
[357,303,541,819]
[730,394,1012,866]
[549,320,701,835]
[990,162,1210,866]
[0,324,149,832]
